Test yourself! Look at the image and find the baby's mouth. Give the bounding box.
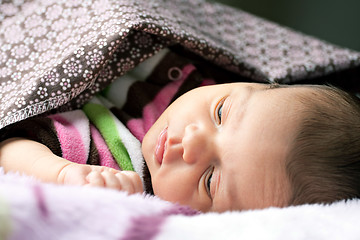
[155,126,168,165]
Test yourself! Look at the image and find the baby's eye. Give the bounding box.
[217,104,223,123]
[205,168,214,198]
[215,99,225,125]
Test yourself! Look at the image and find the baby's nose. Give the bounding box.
[182,123,213,165]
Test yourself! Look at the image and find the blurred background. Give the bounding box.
[210,0,360,51]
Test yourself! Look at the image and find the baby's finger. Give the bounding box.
[118,171,143,194]
[101,170,121,190]
[86,171,105,187]
[124,171,143,193]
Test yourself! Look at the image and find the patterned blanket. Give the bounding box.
[1,0,360,129]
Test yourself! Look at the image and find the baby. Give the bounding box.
[2,81,360,213]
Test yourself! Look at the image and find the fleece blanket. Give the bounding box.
[1,168,360,240]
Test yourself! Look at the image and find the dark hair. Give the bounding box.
[286,84,360,205]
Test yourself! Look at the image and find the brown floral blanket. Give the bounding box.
[0,0,359,129]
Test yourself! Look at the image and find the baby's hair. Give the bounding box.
[286,84,360,205]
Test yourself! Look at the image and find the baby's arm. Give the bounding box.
[0,138,143,194]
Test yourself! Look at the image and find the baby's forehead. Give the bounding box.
[266,84,326,105]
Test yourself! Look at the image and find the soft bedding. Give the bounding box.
[2,168,360,240]
[1,0,360,239]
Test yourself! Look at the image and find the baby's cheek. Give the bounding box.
[152,173,211,211]
[152,172,186,202]
[141,133,152,162]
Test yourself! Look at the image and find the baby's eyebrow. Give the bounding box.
[267,83,281,90]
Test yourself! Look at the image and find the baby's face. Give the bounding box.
[142,83,305,212]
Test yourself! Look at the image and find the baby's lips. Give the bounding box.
[155,126,168,165]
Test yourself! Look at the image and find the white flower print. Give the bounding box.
[41,69,60,86]
[0,51,7,64]
[23,36,35,45]
[1,81,16,93]
[15,97,26,108]
[83,69,94,82]
[60,78,71,90]
[10,44,30,59]
[0,67,11,78]
[4,25,24,44]
[62,8,73,19]
[6,58,17,68]
[29,52,39,61]
[37,87,48,99]
[21,2,37,15]
[85,49,105,69]
[197,39,207,50]
[63,58,83,77]
[34,39,52,52]
[0,3,19,16]
[97,38,108,49]
[1,43,11,52]
[11,72,21,81]
[74,47,85,58]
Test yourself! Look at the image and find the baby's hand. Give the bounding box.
[57,163,143,194]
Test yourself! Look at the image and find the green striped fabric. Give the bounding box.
[82,102,134,171]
